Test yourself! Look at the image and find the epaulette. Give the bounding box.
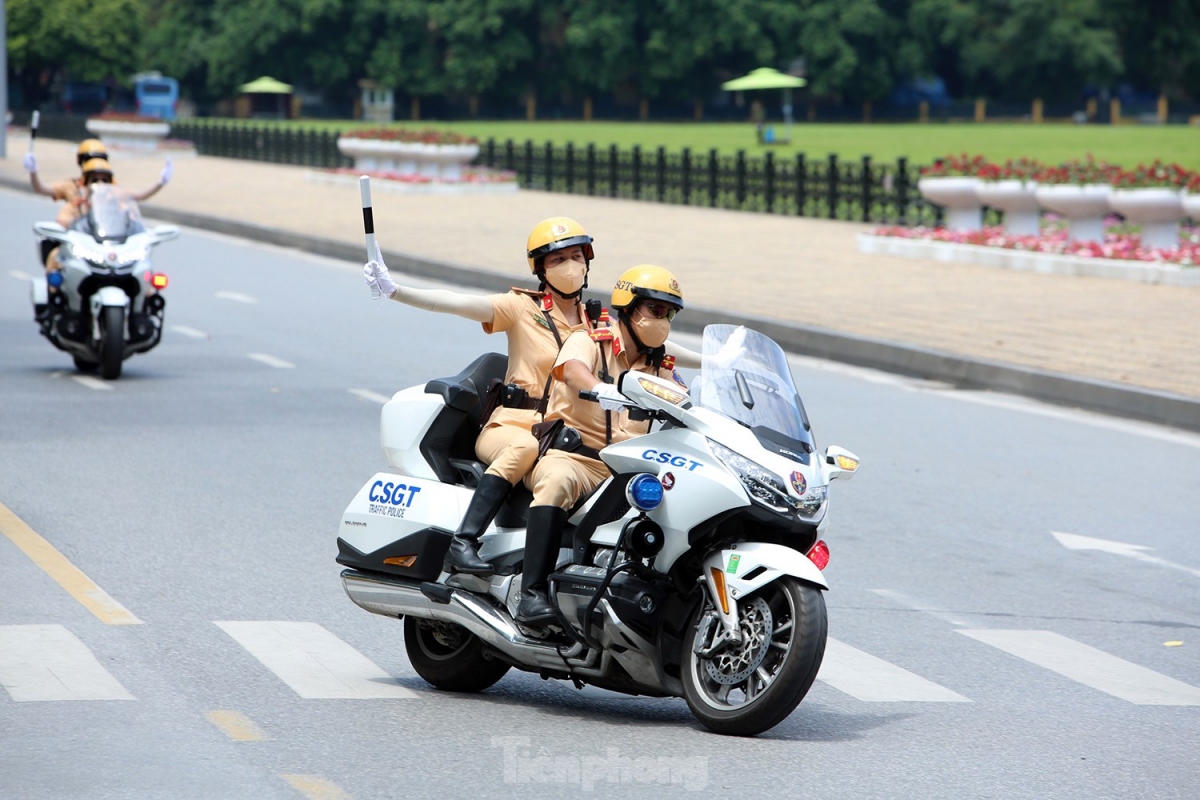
[661,355,676,371]
[598,308,610,324]
[589,328,615,343]
[509,286,543,298]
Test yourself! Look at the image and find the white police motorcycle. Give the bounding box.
[338,324,860,736]
[31,184,180,379]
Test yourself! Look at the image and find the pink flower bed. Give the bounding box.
[874,221,1200,266]
[326,166,517,185]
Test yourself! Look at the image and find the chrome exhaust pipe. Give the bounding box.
[341,570,585,668]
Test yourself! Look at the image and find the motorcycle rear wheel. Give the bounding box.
[682,577,827,736]
[403,616,510,693]
[98,306,125,380]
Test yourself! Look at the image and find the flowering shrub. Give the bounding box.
[327,166,515,184]
[1109,160,1192,189]
[874,222,1200,266]
[340,127,479,145]
[976,158,1044,183]
[87,112,169,123]
[1034,155,1117,185]
[919,153,990,178]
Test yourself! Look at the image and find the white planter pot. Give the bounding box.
[1109,188,1183,250]
[1182,192,1200,223]
[1035,184,1113,243]
[975,180,1040,236]
[85,119,171,152]
[336,138,478,180]
[918,176,982,231]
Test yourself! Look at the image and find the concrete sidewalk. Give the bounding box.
[4,136,1200,430]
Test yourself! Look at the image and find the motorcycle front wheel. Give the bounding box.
[403,616,510,693]
[98,306,125,380]
[682,576,827,737]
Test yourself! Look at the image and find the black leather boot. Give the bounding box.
[516,505,568,625]
[444,474,511,576]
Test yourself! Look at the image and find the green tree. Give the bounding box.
[7,0,147,107]
[911,0,1123,103]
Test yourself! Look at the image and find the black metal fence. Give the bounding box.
[25,115,941,225]
[477,139,940,225]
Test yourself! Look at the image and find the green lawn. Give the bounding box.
[180,118,1200,169]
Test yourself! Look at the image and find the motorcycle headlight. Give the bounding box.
[709,440,826,520]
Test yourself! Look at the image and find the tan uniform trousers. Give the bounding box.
[475,417,540,484]
[524,450,611,511]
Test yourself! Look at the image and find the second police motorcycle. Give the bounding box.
[31,184,179,379]
[337,324,860,736]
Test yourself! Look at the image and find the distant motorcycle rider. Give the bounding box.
[516,265,686,625]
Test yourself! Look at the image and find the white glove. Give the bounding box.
[364,245,398,300]
[709,325,748,369]
[159,158,173,185]
[592,382,625,411]
[23,152,37,174]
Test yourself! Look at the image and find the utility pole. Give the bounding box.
[1,0,8,157]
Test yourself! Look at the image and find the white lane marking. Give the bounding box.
[959,629,1200,705]
[247,353,295,369]
[215,291,258,304]
[71,376,114,391]
[1053,531,1200,579]
[0,625,135,701]
[927,390,1200,450]
[348,388,391,405]
[817,637,971,702]
[9,269,34,281]
[171,325,211,339]
[870,589,974,627]
[215,621,416,699]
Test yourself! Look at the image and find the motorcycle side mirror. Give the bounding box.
[824,445,860,481]
[34,221,68,240]
[152,225,181,243]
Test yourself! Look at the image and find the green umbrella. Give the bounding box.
[238,76,293,94]
[722,68,808,140]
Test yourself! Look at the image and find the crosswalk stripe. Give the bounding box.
[0,625,135,701]
[215,621,416,699]
[247,353,295,369]
[817,637,971,702]
[959,630,1200,705]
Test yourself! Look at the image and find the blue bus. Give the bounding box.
[135,76,180,120]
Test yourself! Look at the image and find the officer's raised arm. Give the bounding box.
[364,247,494,324]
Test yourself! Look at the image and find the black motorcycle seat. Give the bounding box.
[424,352,508,416]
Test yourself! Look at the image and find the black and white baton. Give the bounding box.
[30,110,40,152]
[359,175,376,262]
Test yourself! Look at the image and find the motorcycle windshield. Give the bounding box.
[82,185,145,242]
[693,324,815,451]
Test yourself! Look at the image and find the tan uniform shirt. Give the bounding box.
[546,327,684,452]
[50,179,85,228]
[481,289,592,431]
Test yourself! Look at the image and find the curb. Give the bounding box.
[5,174,1199,434]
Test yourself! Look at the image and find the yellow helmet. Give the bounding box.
[525,217,594,273]
[80,158,114,181]
[611,265,684,311]
[77,139,108,166]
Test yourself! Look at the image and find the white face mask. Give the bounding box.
[545,260,586,297]
[632,314,670,348]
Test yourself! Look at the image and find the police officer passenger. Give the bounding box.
[516,265,686,625]
[364,218,606,576]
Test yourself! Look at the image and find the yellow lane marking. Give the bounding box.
[0,501,142,625]
[281,775,352,799]
[204,710,268,741]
